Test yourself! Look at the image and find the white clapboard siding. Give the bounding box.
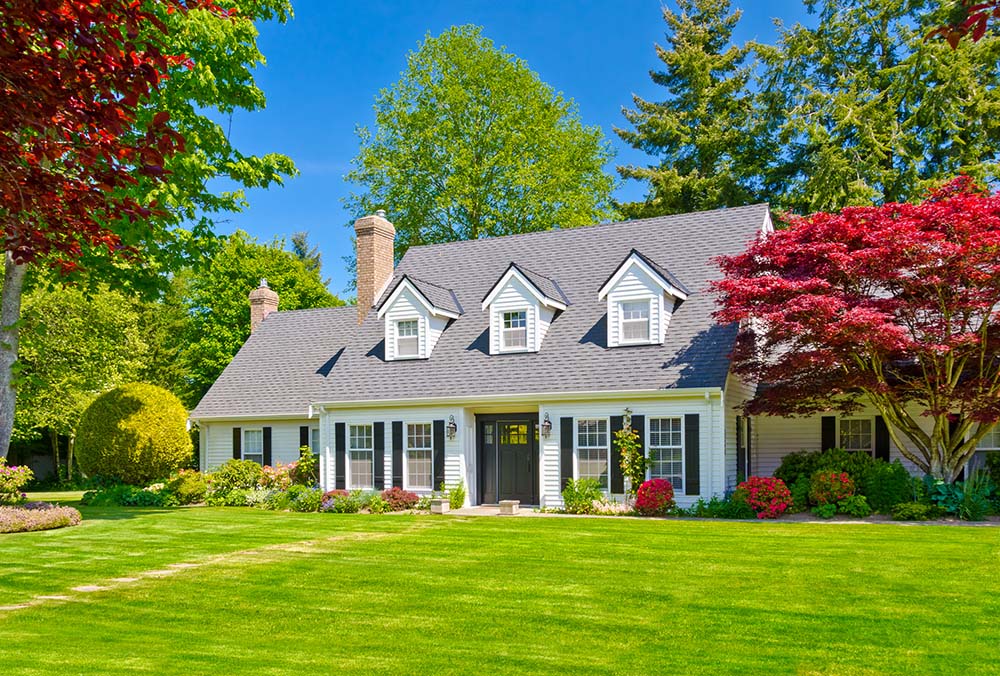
[605,266,669,347]
[723,372,756,490]
[488,276,540,354]
[381,286,449,360]
[201,419,314,472]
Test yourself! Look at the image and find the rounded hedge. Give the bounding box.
[76,383,193,485]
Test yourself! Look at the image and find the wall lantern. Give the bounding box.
[541,412,552,439]
[446,415,458,440]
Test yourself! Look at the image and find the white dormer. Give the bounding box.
[481,263,567,355]
[376,276,461,360]
[598,250,689,348]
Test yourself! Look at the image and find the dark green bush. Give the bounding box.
[788,478,811,513]
[683,494,754,519]
[76,383,193,485]
[862,461,912,513]
[892,502,932,521]
[210,459,263,495]
[775,448,876,489]
[166,470,207,505]
[288,485,321,512]
[837,495,872,518]
[206,488,250,507]
[811,503,837,519]
[82,484,175,507]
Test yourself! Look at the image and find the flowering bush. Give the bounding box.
[259,463,293,491]
[809,471,855,506]
[0,458,33,505]
[382,487,419,511]
[0,503,82,533]
[320,489,362,513]
[634,479,676,516]
[734,476,792,519]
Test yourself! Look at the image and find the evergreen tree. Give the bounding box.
[616,0,759,217]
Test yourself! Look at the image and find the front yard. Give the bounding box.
[1,498,997,675]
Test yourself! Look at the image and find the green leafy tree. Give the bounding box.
[13,281,150,479]
[291,232,330,287]
[616,0,760,217]
[181,231,342,405]
[345,25,616,260]
[758,0,1000,213]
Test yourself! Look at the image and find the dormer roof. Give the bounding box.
[376,275,462,320]
[481,262,568,311]
[597,249,690,301]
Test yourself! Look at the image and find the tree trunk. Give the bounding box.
[0,252,27,459]
[66,434,76,482]
[50,428,61,481]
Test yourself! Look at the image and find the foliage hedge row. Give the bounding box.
[0,502,82,533]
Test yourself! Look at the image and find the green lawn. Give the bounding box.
[1,498,998,675]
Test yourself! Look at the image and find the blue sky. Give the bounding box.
[221,0,811,296]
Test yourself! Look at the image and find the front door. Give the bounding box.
[477,415,538,505]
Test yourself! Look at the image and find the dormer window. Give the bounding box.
[395,319,420,358]
[482,263,568,356]
[598,249,689,348]
[376,275,462,361]
[501,310,528,350]
[620,300,650,343]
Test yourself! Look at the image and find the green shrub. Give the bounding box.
[166,470,207,505]
[263,489,292,511]
[206,488,250,507]
[289,486,322,512]
[892,502,932,521]
[448,481,466,509]
[837,495,872,518]
[82,484,175,507]
[75,383,193,485]
[366,494,390,514]
[925,473,994,521]
[562,479,602,514]
[683,494,754,519]
[244,489,272,508]
[811,503,837,519]
[290,446,319,486]
[985,453,1000,492]
[320,489,363,513]
[414,494,432,510]
[788,478,811,513]
[862,461,912,513]
[775,448,875,491]
[210,459,264,495]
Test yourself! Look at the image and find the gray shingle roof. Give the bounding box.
[626,249,692,297]
[192,204,769,417]
[510,263,570,306]
[377,274,463,316]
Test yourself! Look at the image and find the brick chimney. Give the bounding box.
[249,278,279,333]
[354,209,395,324]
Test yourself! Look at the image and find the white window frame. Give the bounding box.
[619,299,652,345]
[348,423,374,490]
[310,427,320,455]
[575,417,610,492]
[242,428,264,465]
[647,416,684,492]
[499,308,530,352]
[395,319,421,359]
[405,422,434,491]
[839,417,875,455]
[975,426,1000,451]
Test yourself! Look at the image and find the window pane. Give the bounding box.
[407,423,432,450]
[621,301,650,342]
[244,429,264,465]
[406,423,433,490]
[977,427,1000,450]
[397,320,420,357]
[310,428,320,454]
[503,311,526,328]
[397,320,419,336]
[649,417,683,491]
[502,311,528,349]
[622,319,649,341]
[577,418,609,490]
[621,301,649,320]
[840,419,872,453]
[348,424,373,489]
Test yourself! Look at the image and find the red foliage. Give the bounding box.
[381,487,419,511]
[715,178,1000,431]
[929,1,1000,48]
[634,479,675,516]
[735,476,792,519]
[0,0,221,269]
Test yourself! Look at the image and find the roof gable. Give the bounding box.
[481,263,568,311]
[598,249,690,301]
[376,275,462,320]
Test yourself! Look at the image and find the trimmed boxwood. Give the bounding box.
[76,383,193,485]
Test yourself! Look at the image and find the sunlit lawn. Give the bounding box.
[1,495,997,675]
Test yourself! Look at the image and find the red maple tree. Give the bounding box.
[714,177,1000,480]
[0,0,223,457]
[930,1,1000,47]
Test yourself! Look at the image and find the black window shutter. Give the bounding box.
[373,422,385,490]
[632,415,645,460]
[299,425,309,450]
[736,415,746,479]
[232,427,242,460]
[560,417,574,489]
[392,421,404,488]
[263,427,272,466]
[874,416,890,461]
[684,413,700,496]
[746,417,753,476]
[433,420,446,490]
[334,422,346,490]
[821,416,837,451]
[610,416,624,493]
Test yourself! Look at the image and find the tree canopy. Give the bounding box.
[714,178,1000,481]
[616,0,759,218]
[179,231,341,405]
[345,25,616,260]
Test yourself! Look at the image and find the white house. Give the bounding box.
[189,206,998,507]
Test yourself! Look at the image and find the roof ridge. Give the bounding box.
[400,203,770,257]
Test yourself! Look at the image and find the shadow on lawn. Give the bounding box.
[78,506,177,522]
